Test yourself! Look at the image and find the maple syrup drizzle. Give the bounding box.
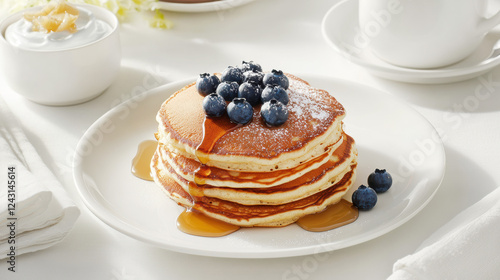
[194,115,241,164]
[131,140,158,181]
[135,115,360,236]
[296,199,358,232]
[177,115,242,237]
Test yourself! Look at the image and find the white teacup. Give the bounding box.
[359,0,500,69]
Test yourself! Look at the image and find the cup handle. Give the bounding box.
[479,9,500,33]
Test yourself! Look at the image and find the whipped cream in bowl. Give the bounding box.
[0,2,121,105]
[5,3,112,51]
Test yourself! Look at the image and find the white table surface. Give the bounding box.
[1,0,500,279]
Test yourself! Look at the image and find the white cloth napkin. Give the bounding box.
[388,187,500,280]
[0,97,80,258]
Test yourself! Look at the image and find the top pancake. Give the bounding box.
[156,74,346,171]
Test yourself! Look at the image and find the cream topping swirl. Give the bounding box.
[4,5,112,51]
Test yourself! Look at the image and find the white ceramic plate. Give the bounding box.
[322,0,500,84]
[73,75,445,258]
[152,0,255,13]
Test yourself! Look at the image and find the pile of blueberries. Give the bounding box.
[196,61,290,126]
[351,169,392,210]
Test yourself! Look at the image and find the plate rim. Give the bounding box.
[152,0,255,13]
[73,75,446,258]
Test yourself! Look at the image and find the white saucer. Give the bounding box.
[321,0,500,84]
[152,0,255,13]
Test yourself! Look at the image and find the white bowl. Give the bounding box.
[0,4,121,106]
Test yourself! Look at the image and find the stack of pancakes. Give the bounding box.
[151,74,357,227]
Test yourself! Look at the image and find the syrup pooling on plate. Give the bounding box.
[296,199,358,232]
[130,116,242,236]
[177,209,240,237]
[178,115,242,237]
[131,140,157,181]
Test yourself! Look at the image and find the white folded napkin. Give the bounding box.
[0,97,80,258]
[388,187,500,280]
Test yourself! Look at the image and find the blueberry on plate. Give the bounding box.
[196,73,220,96]
[239,60,262,72]
[202,93,226,117]
[227,98,253,124]
[243,70,264,86]
[261,84,289,105]
[368,169,393,193]
[216,81,239,101]
[263,69,289,89]
[352,185,377,210]
[260,99,289,127]
[238,81,262,106]
[221,66,244,84]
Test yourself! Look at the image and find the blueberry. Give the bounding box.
[238,81,262,106]
[221,66,244,84]
[239,60,262,72]
[196,73,220,96]
[202,93,226,117]
[368,169,393,193]
[227,98,253,124]
[260,99,289,127]
[243,70,264,86]
[216,81,239,101]
[263,69,289,90]
[352,185,377,210]
[261,84,289,105]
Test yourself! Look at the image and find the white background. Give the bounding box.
[1,0,500,279]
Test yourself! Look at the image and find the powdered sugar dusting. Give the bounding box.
[287,79,338,122]
[213,75,345,157]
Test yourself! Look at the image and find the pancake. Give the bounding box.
[151,151,357,227]
[158,135,344,189]
[154,152,357,206]
[155,74,345,172]
[154,134,357,205]
[151,72,358,228]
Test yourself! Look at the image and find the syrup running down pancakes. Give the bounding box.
[150,73,358,230]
